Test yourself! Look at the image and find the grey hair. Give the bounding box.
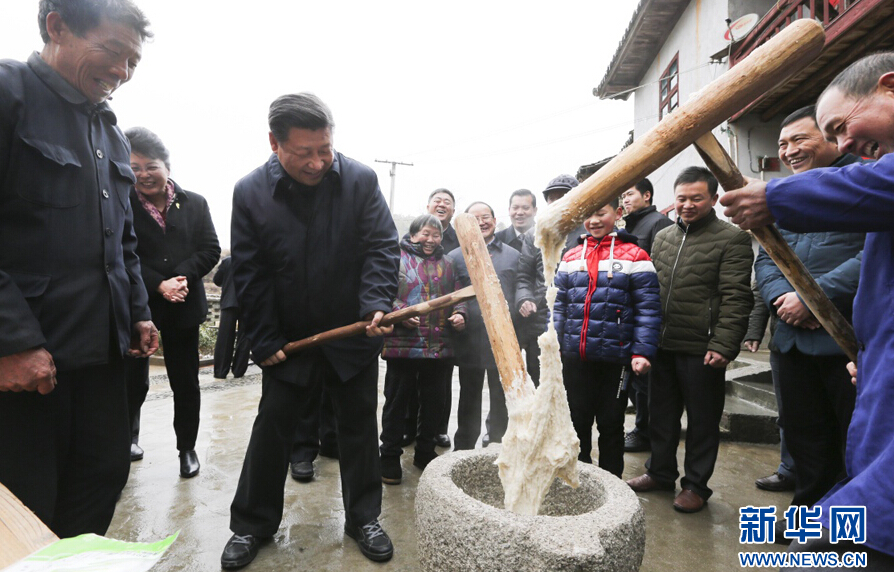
[125,126,170,170]
[409,214,443,236]
[464,201,495,217]
[39,0,152,44]
[268,93,334,142]
[820,52,894,102]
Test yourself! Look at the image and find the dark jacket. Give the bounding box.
[231,152,400,383]
[623,204,673,256]
[755,228,863,356]
[0,54,150,369]
[754,154,865,357]
[213,256,238,310]
[651,210,754,360]
[381,238,466,359]
[441,223,459,254]
[745,280,773,345]
[515,233,549,341]
[495,226,527,253]
[448,238,522,369]
[130,182,220,330]
[554,230,660,363]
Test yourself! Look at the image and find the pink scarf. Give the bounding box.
[137,180,176,231]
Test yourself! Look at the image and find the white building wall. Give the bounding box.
[629,0,782,213]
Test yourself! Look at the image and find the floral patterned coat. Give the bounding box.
[382,238,466,359]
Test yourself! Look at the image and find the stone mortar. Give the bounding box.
[415,446,644,572]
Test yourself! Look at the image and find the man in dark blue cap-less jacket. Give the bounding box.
[221,93,399,569]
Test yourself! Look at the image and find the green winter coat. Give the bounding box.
[651,210,754,360]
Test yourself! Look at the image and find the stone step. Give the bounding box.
[720,394,779,444]
[726,370,776,411]
[718,357,778,444]
[726,356,776,412]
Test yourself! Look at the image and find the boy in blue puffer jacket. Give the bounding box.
[554,197,661,477]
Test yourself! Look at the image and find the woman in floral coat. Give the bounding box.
[379,214,466,484]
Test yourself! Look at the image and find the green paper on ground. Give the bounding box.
[4,531,179,572]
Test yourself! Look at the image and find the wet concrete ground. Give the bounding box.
[111,355,790,571]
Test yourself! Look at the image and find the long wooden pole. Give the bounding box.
[453,214,533,402]
[0,482,57,568]
[693,132,859,361]
[537,19,826,248]
[281,285,476,356]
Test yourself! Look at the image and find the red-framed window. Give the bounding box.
[659,53,680,120]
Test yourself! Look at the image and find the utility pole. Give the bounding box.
[375,159,414,212]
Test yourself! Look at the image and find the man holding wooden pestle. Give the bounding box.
[722,52,894,568]
[222,93,400,568]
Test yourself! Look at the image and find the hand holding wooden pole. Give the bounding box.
[281,286,476,356]
[693,132,859,361]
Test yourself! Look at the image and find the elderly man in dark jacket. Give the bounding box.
[627,167,753,514]
[620,179,673,453]
[221,93,399,569]
[449,201,524,450]
[0,1,157,538]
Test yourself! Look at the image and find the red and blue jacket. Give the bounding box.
[553,229,660,364]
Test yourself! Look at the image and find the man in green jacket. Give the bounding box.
[627,167,753,514]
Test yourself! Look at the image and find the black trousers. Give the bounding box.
[775,349,855,508]
[631,371,650,435]
[646,349,726,500]
[230,357,381,536]
[127,325,201,451]
[380,358,450,458]
[290,384,338,463]
[562,358,627,478]
[0,359,130,538]
[520,336,542,387]
[214,307,250,379]
[454,367,507,450]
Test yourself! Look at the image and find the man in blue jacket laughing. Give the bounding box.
[721,52,894,567]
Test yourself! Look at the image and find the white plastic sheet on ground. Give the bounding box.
[4,532,178,572]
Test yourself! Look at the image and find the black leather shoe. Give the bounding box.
[130,443,144,462]
[399,433,414,447]
[413,451,438,470]
[381,456,402,485]
[755,472,796,492]
[221,533,269,569]
[345,520,393,562]
[482,434,491,448]
[290,461,314,482]
[179,450,200,478]
[435,434,451,448]
[624,430,650,452]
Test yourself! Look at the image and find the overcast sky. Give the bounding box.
[1,1,640,248]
